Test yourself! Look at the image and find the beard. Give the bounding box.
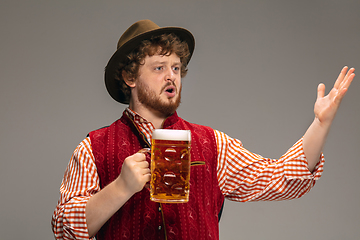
[137,81,181,117]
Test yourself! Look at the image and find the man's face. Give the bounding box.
[133,52,182,116]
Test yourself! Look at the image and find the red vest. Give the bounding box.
[89,112,224,240]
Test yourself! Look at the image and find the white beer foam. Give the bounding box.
[152,129,191,141]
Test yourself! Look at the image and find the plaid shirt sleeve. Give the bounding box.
[51,137,99,240]
[51,126,325,238]
[215,130,324,202]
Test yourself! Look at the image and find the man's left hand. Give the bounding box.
[314,66,355,125]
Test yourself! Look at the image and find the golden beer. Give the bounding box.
[150,129,191,203]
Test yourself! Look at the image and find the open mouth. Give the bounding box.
[166,88,174,93]
[164,85,176,94]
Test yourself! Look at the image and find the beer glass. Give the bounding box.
[150,129,191,203]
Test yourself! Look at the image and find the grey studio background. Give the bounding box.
[1,0,359,239]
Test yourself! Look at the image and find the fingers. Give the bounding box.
[343,68,355,90]
[335,66,355,90]
[336,67,355,102]
[334,66,348,89]
[130,152,150,168]
[334,87,348,105]
[119,151,151,193]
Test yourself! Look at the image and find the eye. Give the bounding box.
[173,66,180,71]
[155,66,163,71]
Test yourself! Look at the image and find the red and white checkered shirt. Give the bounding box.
[52,108,324,239]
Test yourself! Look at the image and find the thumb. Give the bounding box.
[317,83,325,99]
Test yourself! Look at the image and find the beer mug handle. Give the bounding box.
[137,148,151,191]
[137,148,151,154]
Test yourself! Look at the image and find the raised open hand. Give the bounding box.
[314,66,355,125]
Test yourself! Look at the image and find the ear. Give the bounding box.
[122,70,136,88]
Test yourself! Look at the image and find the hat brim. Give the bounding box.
[105,26,195,104]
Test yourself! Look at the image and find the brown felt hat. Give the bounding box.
[104,19,195,104]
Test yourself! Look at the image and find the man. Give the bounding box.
[52,20,355,240]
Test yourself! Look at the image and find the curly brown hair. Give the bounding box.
[115,33,190,103]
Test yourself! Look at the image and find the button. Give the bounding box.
[158,225,162,230]
[158,206,162,212]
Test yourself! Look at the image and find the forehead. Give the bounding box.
[143,52,181,65]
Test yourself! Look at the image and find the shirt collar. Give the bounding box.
[125,107,155,144]
[125,107,148,123]
[124,107,181,144]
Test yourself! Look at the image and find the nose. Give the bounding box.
[165,67,176,83]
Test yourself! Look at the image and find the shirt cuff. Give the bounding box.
[60,196,92,240]
[283,138,325,181]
